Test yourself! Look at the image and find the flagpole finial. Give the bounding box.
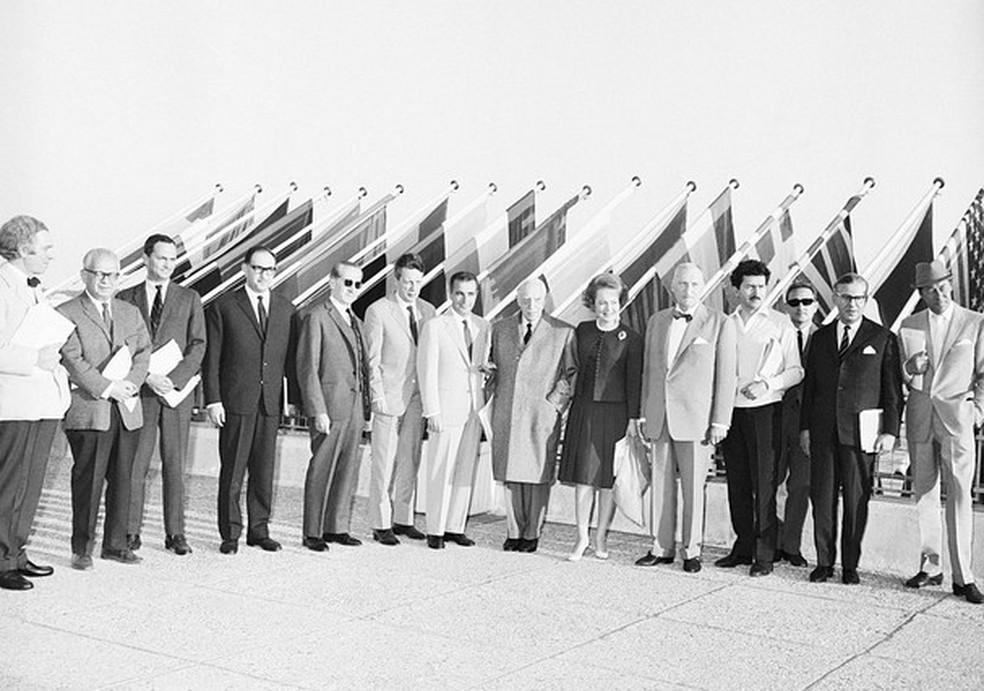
[863,176,876,189]
[792,183,804,196]
[289,181,298,192]
[323,186,332,197]
[631,175,642,187]
[488,182,497,194]
[535,180,546,192]
[214,183,224,193]
[254,184,263,194]
[580,185,592,199]
[358,187,368,199]
[394,184,405,195]
[450,179,459,191]
[686,180,697,192]
[728,178,740,190]
[933,177,945,189]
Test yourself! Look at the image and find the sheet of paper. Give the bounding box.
[162,374,200,408]
[898,327,926,359]
[859,408,884,453]
[10,303,76,348]
[756,337,784,380]
[101,345,138,413]
[478,396,494,441]
[149,339,182,376]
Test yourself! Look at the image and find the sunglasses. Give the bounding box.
[786,298,815,307]
[341,278,362,289]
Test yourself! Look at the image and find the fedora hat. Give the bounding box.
[913,260,952,289]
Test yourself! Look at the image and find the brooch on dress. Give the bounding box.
[617,330,626,341]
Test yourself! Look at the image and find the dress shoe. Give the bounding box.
[842,568,860,585]
[714,553,753,568]
[518,538,539,553]
[427,535,445,549]
[444,532,475,547]
[372,529,400,546]
[71,553,93,570]
[323,532,362,547]
[219,539,239,554]
[809,565,834,583]
[782,552,808,568]
[303,536,328,552]
[393,523,426,540]
[128,534,141,551]
[594,550,609,561]
[683,557,702,573]
[750,561,773,577]
[904,571,943,588]
[953,583,984,604]
[0,570,34,591]
[165,534,192,555]
[246,536,282,552]
[503,538,521,552]
[18,560,54,578]
[567,539,589,561]
[635,551,674,567]
[101,548,141,564]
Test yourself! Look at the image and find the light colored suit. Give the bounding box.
[364,294,436,530]
[417,311,490,536]
[640,304,737,559]
[900,305,984,586]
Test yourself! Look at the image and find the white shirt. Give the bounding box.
[330,296,352,326]
[244,286,271,323]
[85,291,112,320]
[519,317,540,341]
[395,294,418,323]
[837,320,860,351]
[730,306,803,408]
[145,279,168,309]
[928,303,954,364]
[666,307,694,368]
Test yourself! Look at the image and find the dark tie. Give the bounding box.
[523,322,533,345]
[463,319,473,359]
[797,329,804,358]
[101,302,113,335]
[151,285,164,336]
[407,306,418,345]
[27,276,40,288]
[349,309,372,420]
[838,324,851,358]
[257,296,268,336]
[672,310,693,322]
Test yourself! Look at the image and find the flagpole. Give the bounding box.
[761,177,876,311]
[483,178,641,322]
[698,183,804,303]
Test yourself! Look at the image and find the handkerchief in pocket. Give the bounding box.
[862,345,877,355]
[692,336,710,345]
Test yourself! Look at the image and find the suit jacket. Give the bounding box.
[417,311,490,426]
[800,317,902,446]
[117,281,206,397]
[900,305,984,442]
[364,293,437,416]
[297,300,367,421]
[780,323,815,442]
[58,293,151,431]
[571,321,643,414]
[640,304,738,442]
[490,313,576,484]
[0,262,71,420]
[203,288,297,416]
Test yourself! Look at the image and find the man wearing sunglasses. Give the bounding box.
[204,246,297,555]
[800,272,902,585]
[297,261,371,551]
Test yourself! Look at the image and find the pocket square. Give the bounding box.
[692,336,710,345]
[862,345,877,355]
[954,338,972,347]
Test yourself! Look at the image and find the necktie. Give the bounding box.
[349,309,372,420]
[101,302,113,334]
[838,324,851,357]
[463,319,473,359]
[27,276,40,288]
[797,329,804,358]
[257,296,268,336]
[151,285,164,336]
[672,310,693,322]
[407,306,418,345]
[523,322,533,345]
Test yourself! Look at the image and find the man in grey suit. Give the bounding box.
[118,234,206,556]
[58,248,151,570]
[297,261,370,551]
[490,277,576,553]
[0,216,71,591]
[364,253,435,545]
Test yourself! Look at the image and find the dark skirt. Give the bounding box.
[558,399,627,489]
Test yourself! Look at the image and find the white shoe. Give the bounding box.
[567,539,589,561]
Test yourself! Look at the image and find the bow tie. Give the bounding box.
[27,276,41,288]
[672,310,692,322]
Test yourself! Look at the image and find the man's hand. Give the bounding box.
[427,414,443,434]
[740,380,768,401]
[705,425,727,446]
[146,373,175,396]
[799,430,811,457]
[626,418,641,439]
[207,402,226,428]
[873,433,896,454]
[35,344,61,371]
[107,380,138,402]
[905,351,929,376]
[312,413,331,435]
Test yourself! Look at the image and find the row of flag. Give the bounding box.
[46,177,984,334]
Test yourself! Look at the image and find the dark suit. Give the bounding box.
[776,324,813,556]
[118,282,206,539]
[204,288,296,542]
[297,300,369,537]
[58,294,151,556]
[801,318,902,571]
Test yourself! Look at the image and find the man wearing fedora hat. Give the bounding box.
[898,259,984,604]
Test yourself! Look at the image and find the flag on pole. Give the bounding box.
[118,194,218,271]
[799,215,856,315]
[751,207,796,282]
[672,184,737,311]
[421,187,492,306]
[948,188,984,312]
[507,189,536,247]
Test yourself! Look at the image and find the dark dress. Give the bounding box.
[558,321,643,489]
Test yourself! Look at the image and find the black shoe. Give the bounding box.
[444,532,475,547]
[393,523,426,540]
[683,557,702,573]
[427,535,445,549]
[373,529,400,546]
[165,534,192,555]
[809,565,834,583]
[18,560,54,578]
[220,539,239,555]
[246,536,282,552]
[953,583,984,604]
[714,553,753,568]
[127,534,141,551]
[518,538,539,553]
[302,536,328,552]
[503,538,521,552]
[100,548,141,564]
[750,561,773,577]
[323,532,362,547]
[772,550,785,564]
[0,570,33,591]
[904,571,943,588]
[842,568,860,585]
[635,551,674,567]
[783,552,808,568]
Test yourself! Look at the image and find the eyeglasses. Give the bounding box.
[83,268,120,281]
[835,293,867,304]
[248,264,277,276]
[341,278,362,289]
[786,298,815,307]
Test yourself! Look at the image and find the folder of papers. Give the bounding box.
[859,408,884,453]
[10,303,75,348]
[101,346,138,413]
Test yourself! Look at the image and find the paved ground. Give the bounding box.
[2,453,983,690]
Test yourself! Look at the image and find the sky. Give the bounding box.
[2,0,982,286]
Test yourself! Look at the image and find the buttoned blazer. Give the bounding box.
[800,317,902,446]
[780,323,815,440]
[489,313,577,484]
[900,305,984,442]
[363,293,436,416]
[571,321,643,414]
[640,304,738,442]
[416,311,490,426]
[0,262,71,420]
[57,294,151,431]
[203,288,297,416]
[297,300,366,421]
[117,282,206,394]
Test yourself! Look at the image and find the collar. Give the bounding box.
[244,285,271,305]
[929,304,955,322]
[330,295,351,318]
[146,279,169,299]
[85,290,111,312]
[394,294,416,312]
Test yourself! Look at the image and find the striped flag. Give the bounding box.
[673,185,737,311]
[421,188,491,306]
[507,189,536,247]
[950,188,984,312]
[799,215,857,315]
[751,207,796,283]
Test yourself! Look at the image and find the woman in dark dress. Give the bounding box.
[559,273,643,560]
